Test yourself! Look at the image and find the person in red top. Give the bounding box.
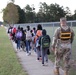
[12,26,17,41]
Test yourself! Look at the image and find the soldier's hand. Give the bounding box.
[54,50,57,56]
[51,47,55,52]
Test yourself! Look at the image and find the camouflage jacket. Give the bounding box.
[52,26,75,48]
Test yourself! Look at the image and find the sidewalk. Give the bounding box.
[12,41,64,75]
[5,26,64,75]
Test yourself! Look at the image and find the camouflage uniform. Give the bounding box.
[52,26,75,71]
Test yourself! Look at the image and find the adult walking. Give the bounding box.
[52,17,75,75]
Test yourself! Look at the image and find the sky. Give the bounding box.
[0,0,76,22]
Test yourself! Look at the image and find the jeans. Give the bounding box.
[17,39,21,49]
[41,48,48,64]
[34,44,36,52]
[26,40,31,53]
[36,47,41,60]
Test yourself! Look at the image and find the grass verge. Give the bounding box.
[0,27,27,75]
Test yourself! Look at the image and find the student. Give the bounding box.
[39,29,51,66]
[30,30,34,50]
[32,27,36,36]
[26,26,32,55]
[15,27,22,51]
[12,26,17,41]
[20,27,26,51]
[35,24,42,60]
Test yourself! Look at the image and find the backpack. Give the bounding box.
[41,35,50,48]
[26,31,32,41]
[16,31,22,38]
[13,28,16,34]
[8,28,12,33]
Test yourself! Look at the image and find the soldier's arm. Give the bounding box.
[52,27,60,49]
[70,28,75,43]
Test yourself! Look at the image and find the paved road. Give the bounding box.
[12,41,64,75]
[5,26,64,75]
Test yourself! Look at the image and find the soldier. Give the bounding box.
[52,17,75,75]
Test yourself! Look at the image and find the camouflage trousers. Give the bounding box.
[54,43,72,71]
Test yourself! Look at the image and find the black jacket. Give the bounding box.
[39,35,51,46]
[39,29,51,46]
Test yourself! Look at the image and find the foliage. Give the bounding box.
[36,3,66,22]
[72,10,76,20]
[2,2,76,23]
[24,4,36,23]
[10,0,15,3]
[16,5,26,23]
[3,3,19,24]
[24,4,32,13]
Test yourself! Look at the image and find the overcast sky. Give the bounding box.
[0,0,76,21]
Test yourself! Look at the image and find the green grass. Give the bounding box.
[0,27,27,75]
[43,26,76,75]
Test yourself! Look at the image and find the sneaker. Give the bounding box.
[42,64,45,66]
[26,53,29,56]
[29,52,31,55]
[16,49,19,52]
[16,49,18,51]
[39,57,42,60]
[45,62,48,66]
[29,51,31,53]
[36,58,39,61]
[37,58,39,60]
[36,59,39,61]
[20,48,22,51]
[18,49,21,52]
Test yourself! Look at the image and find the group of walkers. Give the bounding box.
[8,17,75,75]
[8,24,51,66]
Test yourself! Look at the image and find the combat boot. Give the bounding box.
[54,67,60,75]
[64,71,69,75]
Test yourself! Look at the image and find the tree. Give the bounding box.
[24,4,36,23]
[3,3,19,24]
[49,3,66,21]
[37,2,49,22]
[72,10,76,20]
[24,4,32,13]
[39,2,49,14]
[37,3,66,22]
[10,0,15,3]
[65,7,73,20]
[65,7,71,15]
[16,5,26,23]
